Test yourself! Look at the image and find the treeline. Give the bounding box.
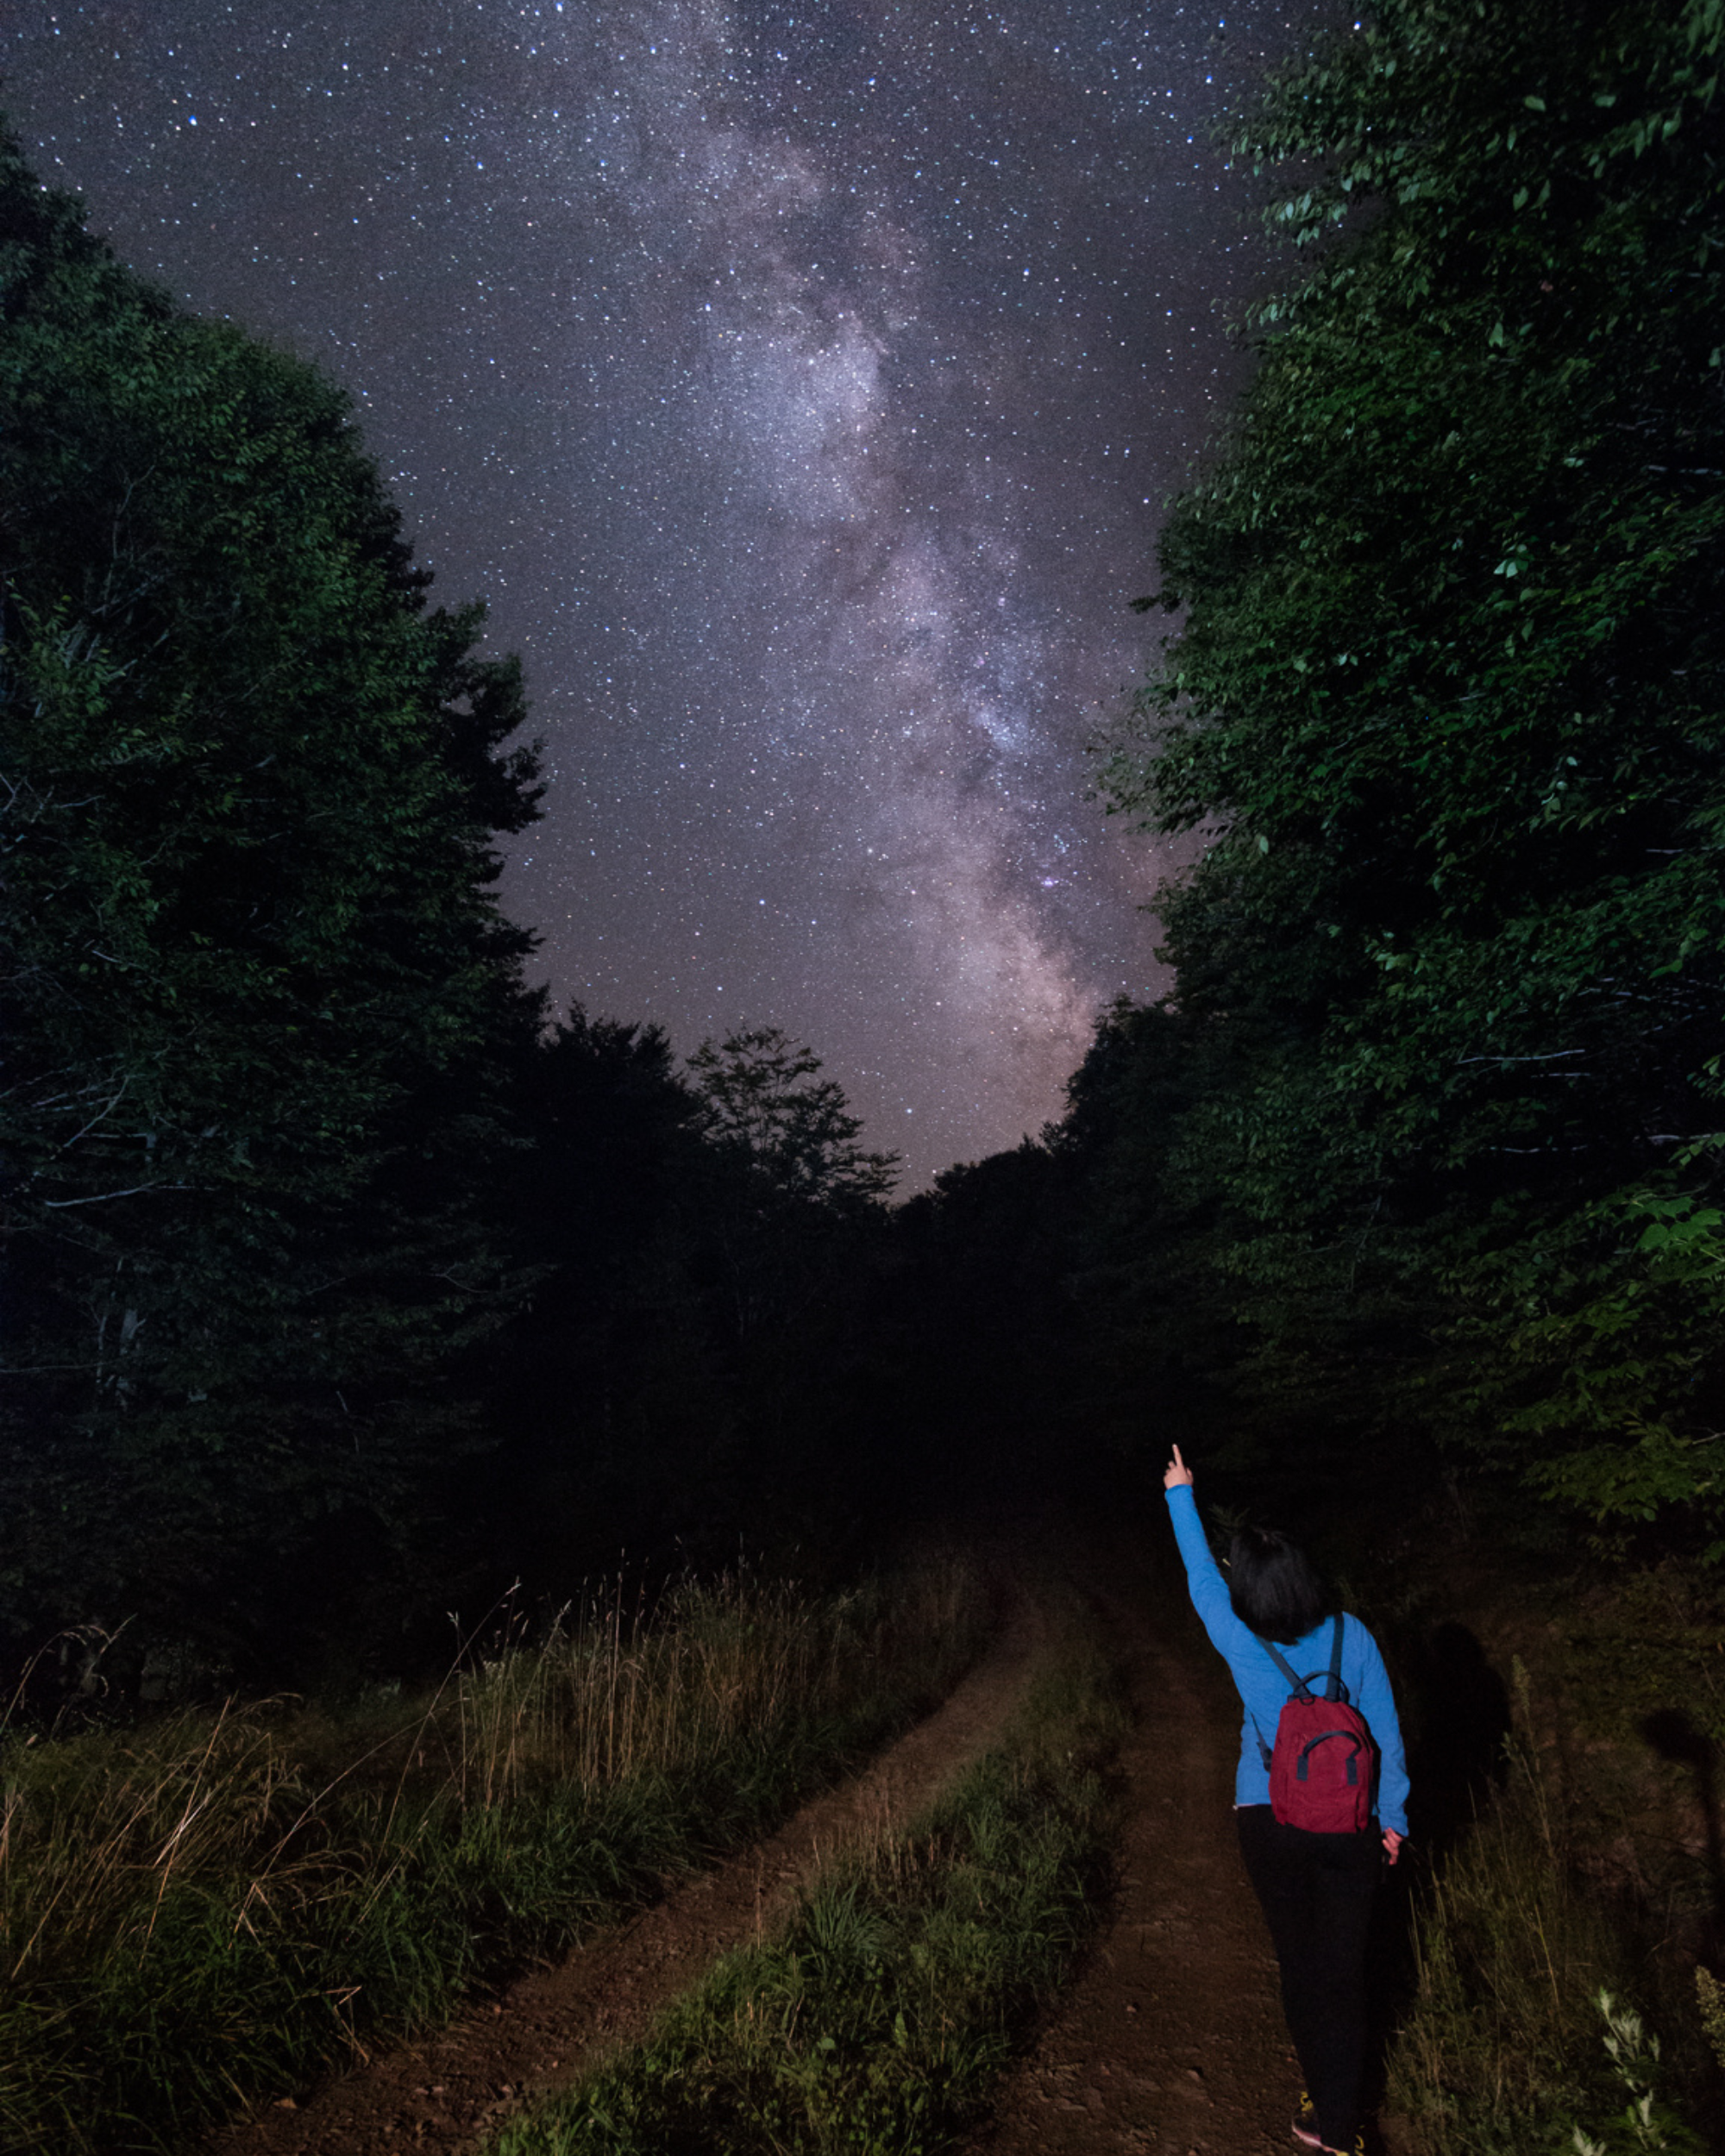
[9,0,1722,1686]
[0,135,902,1687]
[913,0,1725,1549]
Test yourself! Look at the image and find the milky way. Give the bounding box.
[9,1,1325,1183]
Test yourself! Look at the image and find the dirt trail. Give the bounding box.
[210,1588,1044,2156]
[214,1514,1397,2156]
[963,1525,1306,2156]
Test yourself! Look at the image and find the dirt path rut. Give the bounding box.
[211,1589,1044,2156]
[216,1514,1389,2156]
[963,1530,1297,2156]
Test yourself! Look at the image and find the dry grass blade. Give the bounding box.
[0,1553,988,2155]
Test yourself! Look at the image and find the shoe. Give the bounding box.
[1290,2109,1363,2156]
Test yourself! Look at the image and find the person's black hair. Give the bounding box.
[1227,1526,1329,1644]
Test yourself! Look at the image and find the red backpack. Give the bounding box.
[1254,1616,1376,1834]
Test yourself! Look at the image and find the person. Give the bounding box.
[1163,1443,1408,2156]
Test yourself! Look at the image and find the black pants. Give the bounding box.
[1236,1803,1380,2152]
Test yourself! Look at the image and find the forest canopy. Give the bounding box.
[0,134,549,1655]
[6,0,1723,1688]
[0,139,906,1680]
[1089,0,1725,1542]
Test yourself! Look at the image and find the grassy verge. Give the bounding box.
[0,1560,988,2154]
[1330,1502,1725,2155]
[1386,1668,1634,2153]
[1385,1656,1718,2155]
[488,1602,1125,2156]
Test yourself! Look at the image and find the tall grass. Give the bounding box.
[0,1560,987,2154]
[1386,1662,1707,2156]
[489,1608,1126,2156]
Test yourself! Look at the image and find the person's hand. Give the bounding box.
[1383,1828,1404,1865]
[1164,1445,1194,1490]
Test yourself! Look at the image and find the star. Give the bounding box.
[9,0,1326,1183]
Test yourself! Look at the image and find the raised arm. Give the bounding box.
[1162,1452,1237,1642]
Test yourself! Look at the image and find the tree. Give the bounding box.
[682,1027,899,1346]
[1100,0,1725,1535]
[0,133,543,1655]
[687,1028,899,1216]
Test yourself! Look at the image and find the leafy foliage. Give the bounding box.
[0,133,543,1653]
[683,1026,899,1352]
[1092,0,1725,1531]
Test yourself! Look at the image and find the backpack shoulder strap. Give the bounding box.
[1257,1633,1312,1701]
[1325,1612,1346,1703]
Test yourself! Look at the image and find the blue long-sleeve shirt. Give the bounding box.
[1165,1484,1409,1836]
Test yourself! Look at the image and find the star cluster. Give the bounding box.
[10,1,1324,1183]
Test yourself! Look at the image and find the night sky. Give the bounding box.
[9,2,1324,1185]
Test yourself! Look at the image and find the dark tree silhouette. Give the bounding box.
[0,132,543,1659]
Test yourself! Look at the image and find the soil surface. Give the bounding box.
[963,1524,1304,2156]
[210,1586,1045,2156]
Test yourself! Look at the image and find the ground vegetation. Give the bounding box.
[0,1564,984,2154]
[486,1608,1120,2156]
